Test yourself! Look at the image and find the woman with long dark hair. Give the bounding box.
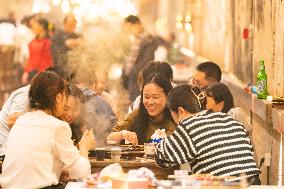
[107,74,176,145]
[0,71,94,189]
[63,83,87,145]
[21,18,53,84]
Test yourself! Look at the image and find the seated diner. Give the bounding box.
[63,83,87,145]
[0,71,95,189]
[155,84,261,184]
[205,82,234,113]
[205,82,252,133]
[107,74,177,145]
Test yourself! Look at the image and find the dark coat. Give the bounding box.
[127,35,165,100]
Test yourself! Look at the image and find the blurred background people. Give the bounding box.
[14,15,35,67]
[0,12,16,46]
[0,12,16,26]
[51,14,81,77]
[121,15,166,101]
[21,18,53,85]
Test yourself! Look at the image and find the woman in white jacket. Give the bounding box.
[0,71,94,189]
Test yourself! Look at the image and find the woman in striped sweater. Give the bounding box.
[155,84,260,184]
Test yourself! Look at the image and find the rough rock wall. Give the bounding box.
[198,0,227,70]
[271,0,284,97]
[193,0,284,96]
[193,0,284,185]
[252,0,275,95]
[232,0,253,83]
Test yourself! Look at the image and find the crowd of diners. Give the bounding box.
[0,15,260,189]
[0,15,261,189]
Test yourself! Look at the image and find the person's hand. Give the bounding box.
[79,129,96,152]
[59,170,70,183]
[156,129,167,138]
[120,130,138,145]
[21,72,29,85]
[7,112,23,129]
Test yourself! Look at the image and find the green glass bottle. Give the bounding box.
[257,60,268,99]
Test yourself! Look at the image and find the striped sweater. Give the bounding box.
[155,110,260,179]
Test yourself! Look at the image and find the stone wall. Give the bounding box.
[194,0,284,185]
[192,0,284,96]
[198,0,227,70]
[196,0,284,185]
[156,0,284,185]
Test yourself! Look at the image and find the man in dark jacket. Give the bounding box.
[51,14,81,77]
[122,15,165,101]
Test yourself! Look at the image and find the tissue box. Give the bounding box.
[112,178,149,189]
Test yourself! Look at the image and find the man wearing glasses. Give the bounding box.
[189,61,222,90]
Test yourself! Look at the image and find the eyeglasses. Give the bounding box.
[188,76,201,88]
[67,83,72,91]
[65,83,74,96]
[191,88,206,109]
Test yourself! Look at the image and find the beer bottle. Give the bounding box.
[257,60,268,99]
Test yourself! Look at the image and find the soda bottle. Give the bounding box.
[257,60,268,99]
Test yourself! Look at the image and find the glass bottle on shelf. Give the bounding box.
[257,60,268,99]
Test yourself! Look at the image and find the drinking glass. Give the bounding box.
[144,143,156,159]
[111,147,121,161]
[95,148,106,161]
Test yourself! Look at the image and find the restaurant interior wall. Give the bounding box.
[155,0,284,185]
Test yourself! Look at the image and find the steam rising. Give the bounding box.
[67,23,130,84]
[67,22,130,147]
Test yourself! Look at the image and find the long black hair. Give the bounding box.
[132,74,173,144]
[66,83,85,103]
[65,83,86,145]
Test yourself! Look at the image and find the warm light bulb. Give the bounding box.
[73,6,83,17]
[61,0,71,13]
[185,14,192,22]
[32,0,50,13]
[52,0,61,6]
[185,23,192,32]
[176,15,183,30]
[70,0,80,4]
[176,15,183,22]
[176,23,183,30]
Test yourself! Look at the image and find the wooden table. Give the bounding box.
[66,182,284,189]
[0,158,175,179]
[90,158,175,179]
